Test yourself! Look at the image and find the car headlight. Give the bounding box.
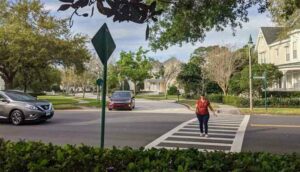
[50,103,54,110]
[25,104,39,110]
[125,100,131,103]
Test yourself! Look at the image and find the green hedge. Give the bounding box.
[208,94,300,108]
[267,91,300,98]
[207,94,223,103]
[0,139,299,172]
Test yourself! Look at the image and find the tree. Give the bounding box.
[205,46,246,95]
[268,0,300,28]
[14,67,61,93]
[0,0,90,91]
[190,46,217,94]
[61,67,78,95]
[162,57,181,99]
[107,64,121,93]
[78,56,102,98]
[58,0,300,50]
[117,47,152,95]
[177,60,202,98]
[233,64,283,96]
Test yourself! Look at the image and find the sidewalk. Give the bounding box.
[216,104,241,115]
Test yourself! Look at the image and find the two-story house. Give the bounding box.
[144,57,182,94]
[256,27,300,91]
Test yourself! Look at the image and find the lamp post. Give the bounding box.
[248,35,253,111]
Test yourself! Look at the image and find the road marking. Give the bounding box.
[146,115,250,152]
[186,124,239,129]
[154,146,229,152]
[250,124,300,128]
[180,128,237,132]
[145,118,196,149]
[168,135,233,141]
[230,115,250,152]
[162,140,231,147]
[175,131,236,136]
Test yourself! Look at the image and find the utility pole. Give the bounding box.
[248,35,253,111]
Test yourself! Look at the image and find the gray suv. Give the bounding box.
[0,90,54,125]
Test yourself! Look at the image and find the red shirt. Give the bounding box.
[196,99,210,115]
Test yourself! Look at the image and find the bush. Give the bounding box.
[0,139,299,172]
[167,85,178,95]
[28,92,46,97]
[267,91,300,98]
[207,94,223,103]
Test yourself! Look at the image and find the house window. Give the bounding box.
[293,41,297,59]
[275,48,279,58]
[286,46,290,61]
[260,52,266,64]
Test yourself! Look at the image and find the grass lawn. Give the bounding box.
[38,96,101,110]
[178,99,219,110]
[138,94,219,110]
[136,94,183,101]
[240,108,300,115]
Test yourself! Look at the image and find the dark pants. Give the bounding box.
[196,114,209,134]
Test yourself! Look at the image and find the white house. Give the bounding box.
[256,27,300,91]
[144,57,182,94]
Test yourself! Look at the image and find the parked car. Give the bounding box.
[0,90,54,125]
[108,91,135,110]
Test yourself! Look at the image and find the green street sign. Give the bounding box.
[92,23,116,65]
[91,23,116,149]
[96,79,103,86]
[253,76,265,79]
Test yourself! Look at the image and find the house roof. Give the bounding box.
[163,57,181,65]
[260,27,286,45]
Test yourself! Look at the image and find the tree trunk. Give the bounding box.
[164,83,168,99]
[4,77,14,90]
[82,86,86,98]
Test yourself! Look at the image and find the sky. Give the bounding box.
[41,1,274,63]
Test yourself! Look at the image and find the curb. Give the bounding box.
[175,102,195,112]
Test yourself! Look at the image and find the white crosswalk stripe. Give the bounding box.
[145,115,250,152]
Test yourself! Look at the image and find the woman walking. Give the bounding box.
[195,95,217,137]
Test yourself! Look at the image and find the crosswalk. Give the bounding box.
[145,115,250,152]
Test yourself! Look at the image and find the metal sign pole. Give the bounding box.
[100,64,107,148]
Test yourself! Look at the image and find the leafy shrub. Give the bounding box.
[0,139,299,172]
[167,85,178,95]
[267,91,300,98]
[29,92,46,97]
[208,94,300,108]
[207,94,223,103]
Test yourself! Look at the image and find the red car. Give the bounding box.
[108,91,135,110]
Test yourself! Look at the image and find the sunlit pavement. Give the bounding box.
[1,99,299,153]
[0,99,194,148]
[242,114,300,153]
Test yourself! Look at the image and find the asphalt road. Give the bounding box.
[242,114,300,154]
[1,99,300,153]
[0,99,194,148]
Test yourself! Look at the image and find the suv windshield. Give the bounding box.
[112,92,131,98]
[5,92,36,101]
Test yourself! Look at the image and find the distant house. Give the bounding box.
[0,78,4,90]
[256,27,300,91]
[144,57,182,94]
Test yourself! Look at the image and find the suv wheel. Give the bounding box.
[10,110,24,125]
